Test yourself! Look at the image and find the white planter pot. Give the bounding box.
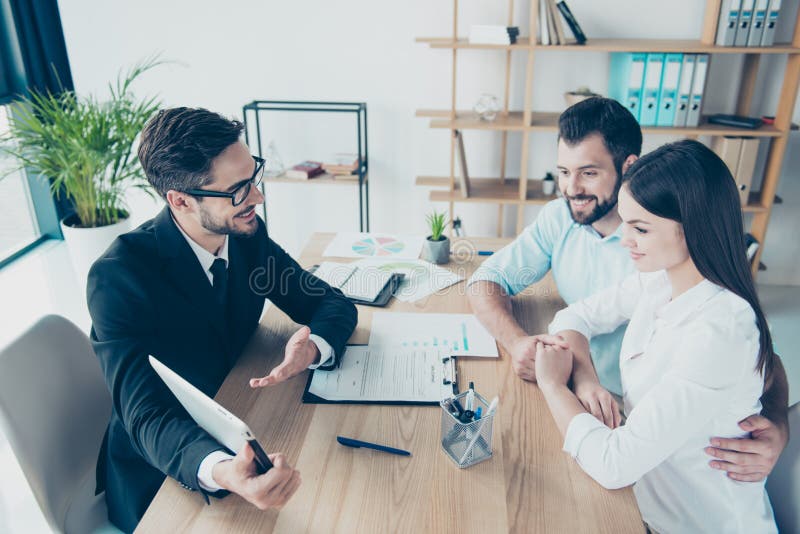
[542,180,556,196]
[60,215,132,286]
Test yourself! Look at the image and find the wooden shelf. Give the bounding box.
[417,37,800,54]
[416,37,534,50]
[416,0,800,269]
[418,176,556,205]
[423,109,785,137]
[419,176,767,212]
[263,172,366,185]
[429,111,528,131]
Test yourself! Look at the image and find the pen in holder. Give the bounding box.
[440,391,496,468]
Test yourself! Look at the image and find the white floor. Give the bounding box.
[0,240,798,533]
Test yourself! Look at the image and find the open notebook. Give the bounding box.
[311,261,400,306]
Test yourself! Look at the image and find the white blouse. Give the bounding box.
[549,271,776,533]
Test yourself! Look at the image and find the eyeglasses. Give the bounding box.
[185,156,265,206]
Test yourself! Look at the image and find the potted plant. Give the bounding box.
[542,171,556,196]
[422,211,450,264]
[0,58,162,279]
[563,86,600,107]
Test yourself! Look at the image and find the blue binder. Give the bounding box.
[640,53,665,126]
[657,53,683,127]
[608,52,647,121]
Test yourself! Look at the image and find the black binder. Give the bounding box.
[309,265,404,307]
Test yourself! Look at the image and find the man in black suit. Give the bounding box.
[87,107,358,532]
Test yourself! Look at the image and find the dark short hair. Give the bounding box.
[558,97,642,176]
[137,107,244,198]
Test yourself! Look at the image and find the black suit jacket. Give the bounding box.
[87,207,357,532]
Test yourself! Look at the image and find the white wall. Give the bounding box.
[58,0,800,284]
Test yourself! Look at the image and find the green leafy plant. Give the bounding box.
[426,210,449,241]
[0,57,163,228]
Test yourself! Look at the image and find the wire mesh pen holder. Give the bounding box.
[440,391,495,468]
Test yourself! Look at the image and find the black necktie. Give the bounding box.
[209,258,228,306]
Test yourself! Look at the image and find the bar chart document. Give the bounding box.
[368,312,499,357]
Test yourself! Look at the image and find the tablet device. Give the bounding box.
[149,355,273,473]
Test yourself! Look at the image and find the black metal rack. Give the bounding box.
[242,100,370,232]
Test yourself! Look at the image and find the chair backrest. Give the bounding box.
[767,401,800,533]
[0,315,111,533]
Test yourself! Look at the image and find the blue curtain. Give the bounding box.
[0,0,73,104]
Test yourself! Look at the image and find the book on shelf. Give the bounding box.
[710,136,760,206]
[286,160,324,179]
[539,0,551,45]
[608,53,709,127]
[454,130,471,198]
[322,153,361,175]
[540,0,585,45]
[547,0,566,44]
[716,0,782,47]
[556,2,586,44]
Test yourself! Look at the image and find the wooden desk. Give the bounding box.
[137,233,643,533]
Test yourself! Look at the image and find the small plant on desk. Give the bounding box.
[422,211,450,264]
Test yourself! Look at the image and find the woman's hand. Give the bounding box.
[534,341,574,389]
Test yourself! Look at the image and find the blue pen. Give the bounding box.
[337,436,411,457]
[478,251,494,256]
[474,406,483,420]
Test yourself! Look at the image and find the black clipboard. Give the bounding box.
[301,346,458,405]
[309,265,404,308]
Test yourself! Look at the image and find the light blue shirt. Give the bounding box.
[469,199,634,395]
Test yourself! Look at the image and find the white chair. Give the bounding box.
[0,315,120,533]
[766,401,800,533]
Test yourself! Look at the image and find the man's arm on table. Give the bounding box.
[468,281,542,381]
[705,355,790,482]
[467,202,568,380]
[248,235,358,387]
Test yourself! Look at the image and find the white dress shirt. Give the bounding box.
[173,218,334,491]
[549,271,776,533]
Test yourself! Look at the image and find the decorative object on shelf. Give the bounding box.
[541,172,556,196]
[473,94,500,122]
[454,130,471,198]
[564,86,600,106]
[0,56,163,282]
[262,140,285,177]
[422,211,450,264]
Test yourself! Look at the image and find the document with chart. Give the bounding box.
[368,312,499,357]
[303,345,456,405]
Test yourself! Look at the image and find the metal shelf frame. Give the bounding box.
[242,100,370,232]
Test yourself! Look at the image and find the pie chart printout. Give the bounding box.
[351,236,405,257]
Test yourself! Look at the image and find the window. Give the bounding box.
[0,104,41,261]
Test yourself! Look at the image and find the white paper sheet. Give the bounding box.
[351,258,463,302]
[307,345,453,402]
[323,232,424,259]
[368,312,499,357]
